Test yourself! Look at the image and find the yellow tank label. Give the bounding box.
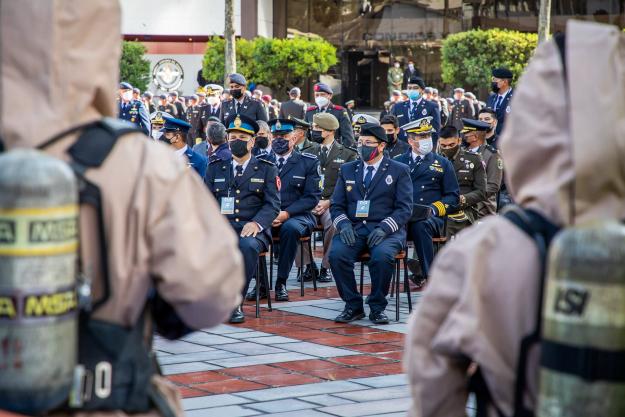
[0,289,77,320]
[0,205,78,256]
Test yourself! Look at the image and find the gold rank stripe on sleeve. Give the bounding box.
[0,204,78,256]
[432,201,446,216]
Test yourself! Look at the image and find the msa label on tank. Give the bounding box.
[0,288,77,320]
[0,205,78,256]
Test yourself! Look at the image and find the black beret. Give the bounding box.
[360,123,389,143]
[492,67,513,79]
[407,76,425,89]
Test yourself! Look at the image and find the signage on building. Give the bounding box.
[152,58,184,92]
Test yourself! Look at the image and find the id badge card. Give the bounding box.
[355,200,371,218]
[221,197,235,215]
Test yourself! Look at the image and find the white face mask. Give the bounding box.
[121,91,133,101]
[207,96,219,106]
[315,96,330,108]
[417,137,433,155]
[394,63,400,68]
[151,130,163,141]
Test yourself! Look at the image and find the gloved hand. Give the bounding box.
[367,227,387,247]
[339,223,356,246]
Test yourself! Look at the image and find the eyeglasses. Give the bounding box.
[357,139,380,147]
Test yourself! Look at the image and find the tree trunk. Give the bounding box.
[538,0,552,44]
[224,0,236,86]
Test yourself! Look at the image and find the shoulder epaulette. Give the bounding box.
[302,152,318,159]
[485,144,498,154]
[333,104,344,110]
[208,158,223,164]
[258,158,275,165]
[306,105,318,112]
[345,146,358,154]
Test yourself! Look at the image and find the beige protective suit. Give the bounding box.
[404,20,625,417]
[0,1,244,416]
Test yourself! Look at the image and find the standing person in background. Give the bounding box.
[132,87,141,101]
[487,67,514,135]
[403,60,422,88]
[379,101,392,120]
[142,91,155,114]
[118,81,150,136]
[391,76,441,146]
[169,91,186,119]
[186,94,205,147]
[465,92,482,117]
[447,88,474,131]
[344,100,356,122]
[157,94,177,117]
[305,82,355,147]
[220,73,268,124]
[280,87,306,120]
[387,60,404,98]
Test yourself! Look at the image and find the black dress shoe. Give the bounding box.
[317,267,332,283]
[275,284,289,301]
[334,307,365,323]
[369,311,390,325]
[297,264,318,282]
[245,287,268,301]
[410,275,427,291]
[229,306,245,323]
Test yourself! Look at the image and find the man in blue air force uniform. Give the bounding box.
[159,116,208,177]
[391,75,440,146]
[394,117,459,288]
[246,118,321,302]
[329,123,413,325]
[204,115,280,323]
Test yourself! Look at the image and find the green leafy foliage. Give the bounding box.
[119,41,151,91]
[441,29,538,90]
[202,36,337,97]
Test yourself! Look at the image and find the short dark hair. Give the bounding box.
[380,115,398,128]
[439,125,459,139]
[479,107,497,118]
[207,122,227,145]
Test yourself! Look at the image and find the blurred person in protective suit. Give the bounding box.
[0,1,244,416]
[404,21,625,417]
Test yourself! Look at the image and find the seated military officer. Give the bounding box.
[149,111,172,141]
[330,123,413,324]
[246,118,321,302]
[394,117,459,288]
[438,125,487,237]
[380,115,409,158]
[204,115,280,323]
[159,116,208,178]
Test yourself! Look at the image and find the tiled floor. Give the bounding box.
[156,249,475,416]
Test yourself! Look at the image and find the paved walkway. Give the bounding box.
[156,251,475,416]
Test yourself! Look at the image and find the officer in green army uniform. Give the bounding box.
[295,112,358,283]
[461,118,504,218]
[288,116,319,154]
[438,125,487,237]
[387,61,404,98]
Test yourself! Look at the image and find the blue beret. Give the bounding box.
[119,82,133,90]
[492,67,513,79]
[313,83,333,95]
[229,73,247,86]
[268,118,295,133]
[160,116,192,133]
[226,114,259,135]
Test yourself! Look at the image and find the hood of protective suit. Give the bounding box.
[0,0,120,149]
[500,20,625,226]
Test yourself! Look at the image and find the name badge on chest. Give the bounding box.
[355,200,371,218]
[320,174,325,190]
[221,197,235,215]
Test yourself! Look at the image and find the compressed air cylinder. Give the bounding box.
[537,222,625,416]
[0,149,78,414]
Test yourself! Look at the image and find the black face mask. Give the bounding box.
[255,136,269,149]
[231,88,243,99]
[229,140,249,158]
[441,145,459,159]
[310,130,324,144]
[386,133,397,144]
[491,82,500,93]
[358,145,379,162]
[271,137,290,155]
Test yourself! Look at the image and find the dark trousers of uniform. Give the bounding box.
[408,216,444,277]
[238,236,267,297]
[274,215,315,287]
[329,228,404,314]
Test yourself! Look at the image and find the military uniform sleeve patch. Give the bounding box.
[497,158,504,170]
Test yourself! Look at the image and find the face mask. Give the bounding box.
[310,130,324,144]
[159,134,173,145]
[441,145,459,159]
[231,88,243,99]
[394,63,400,68]
[408,64,414,69]
[417,138,433,155]
[386,133,397,144]
[229,140,249,158]
[207,96,219,106]
[122,91,133,101]
[407,90,420,101]
[358,145,379,162]
[315,96,329,108]
[271,137,290,155]
[255,136,269,149]
[491,82,500,93]
[151,131,163,141]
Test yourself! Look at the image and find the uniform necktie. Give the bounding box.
[235,165,243,176]
[277,157,285,171]
[363,166,374,189]
[410,155,420,169]
[494,95,503,111]
[320,146,328,165]
[235,101,241,114]
[410,101,419,120]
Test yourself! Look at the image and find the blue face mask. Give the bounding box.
[407,90,421,101]
[271,137,290,155]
